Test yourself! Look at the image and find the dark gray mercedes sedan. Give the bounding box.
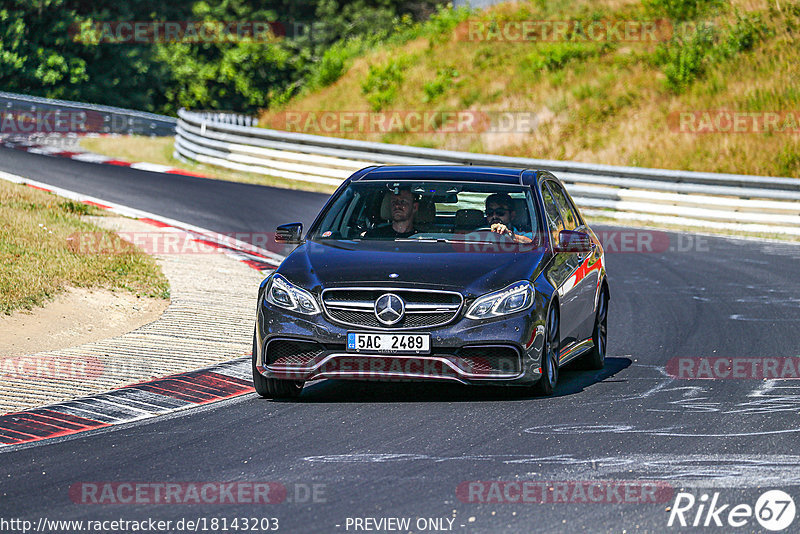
[253,166,608,397]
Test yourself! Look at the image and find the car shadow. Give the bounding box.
[266,357,632,403]
[552,356,632,398]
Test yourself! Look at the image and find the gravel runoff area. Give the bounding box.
[0,215,265,414]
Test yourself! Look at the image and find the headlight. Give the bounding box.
[264,274,321,315]
[465,281,534,320]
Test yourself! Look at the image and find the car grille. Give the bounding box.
[322,288,463,330]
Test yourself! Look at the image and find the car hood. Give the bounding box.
[275,239,548,297]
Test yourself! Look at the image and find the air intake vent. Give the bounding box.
[266,339,325,365]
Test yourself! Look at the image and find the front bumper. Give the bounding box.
[255,300,546,386]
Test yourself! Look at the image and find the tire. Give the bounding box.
[582,288,608,370]
[534,305,560,396]
[252,329,304,399]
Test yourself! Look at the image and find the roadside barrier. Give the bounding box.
[176,108,800,236]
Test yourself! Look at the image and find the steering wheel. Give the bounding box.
[468,226,518,242]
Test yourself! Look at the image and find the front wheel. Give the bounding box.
[534,306,560,396]
[582,289,608,370]
[252,329,304,399]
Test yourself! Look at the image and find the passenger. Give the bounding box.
[484,193,533,244]
[366,188,419,238]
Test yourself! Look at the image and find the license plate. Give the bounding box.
[347,332,431,354]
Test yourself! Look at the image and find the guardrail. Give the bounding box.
[0,91,176,136]
[173,107,800,236]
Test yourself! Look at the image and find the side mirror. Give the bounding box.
[275,222,303,244]
[555,230,593,253]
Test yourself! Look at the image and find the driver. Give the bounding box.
[366,188,419,238]
[484,193,533,244]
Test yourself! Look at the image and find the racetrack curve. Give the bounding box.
[2,145,800,533]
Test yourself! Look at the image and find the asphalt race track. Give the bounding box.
[2,145,800,533]
[0,146,327,235]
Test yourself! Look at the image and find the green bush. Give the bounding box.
[305,36,377,91]
[659,26,715,92]
[524,43,604,72]
[300,6,471,97]
[656,10,767,93]
[422,66,459,102]
[778,147,800,177]
[643,0,724,21]
[361,57,408,111]
[718,12,768,57]
[313,44,349,88]
[418,4,472,44]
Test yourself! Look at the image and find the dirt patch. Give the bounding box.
[0,287,168,358]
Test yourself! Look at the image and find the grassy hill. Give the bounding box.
[259,0,800,178]
[0,180,168,314]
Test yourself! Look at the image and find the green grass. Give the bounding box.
[0,180,169,314]
[260,0,800,179]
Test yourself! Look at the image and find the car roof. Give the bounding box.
[352,165,535,185]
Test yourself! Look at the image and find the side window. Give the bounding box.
[314,187,355,238]
[539,182,564,244]
[546,180,580,231]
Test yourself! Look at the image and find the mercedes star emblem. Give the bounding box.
[374,293,405,325]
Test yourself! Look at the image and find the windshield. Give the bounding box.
[308,181,542,243]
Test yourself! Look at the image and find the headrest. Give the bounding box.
[455,208,485,228]
[511,198,531,231]
[380,193,392,220]
[416,198,435,224]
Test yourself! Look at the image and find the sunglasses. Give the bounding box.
[485,208,510,217]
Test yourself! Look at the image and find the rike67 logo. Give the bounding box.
[668,490,796,531]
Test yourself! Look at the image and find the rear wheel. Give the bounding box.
[252,329,304,399]
[534,306,560,396]
[582,289,608,370]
